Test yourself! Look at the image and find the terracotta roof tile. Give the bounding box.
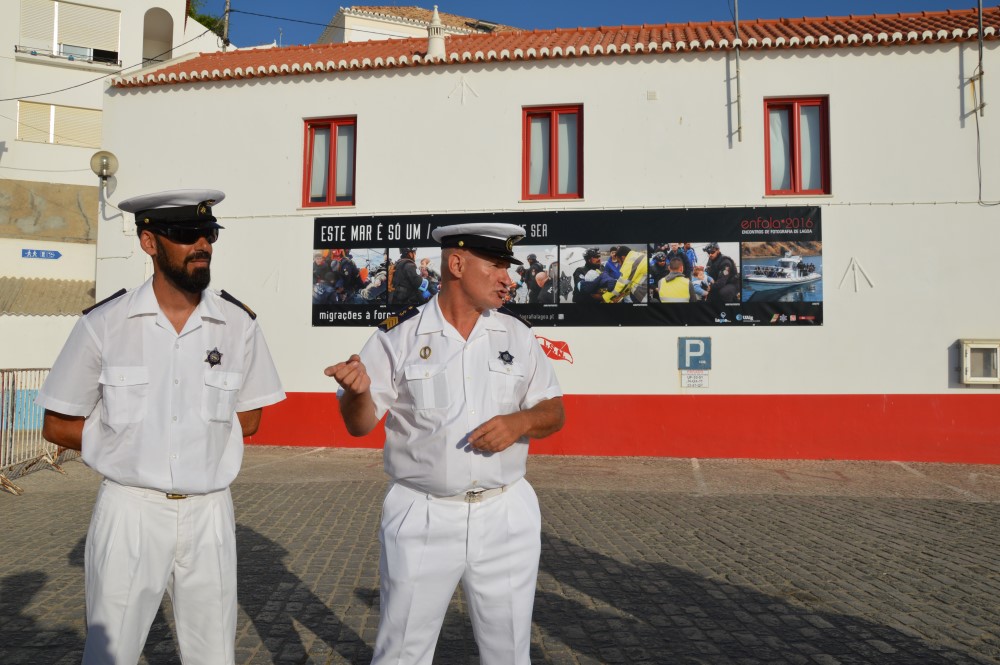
[0,277,95,316]
[116,7,1000,88]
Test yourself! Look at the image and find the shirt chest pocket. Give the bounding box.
[403,363,449,411]
[488,359,525,409]
[99,366,149,426]
[202,370,244,423]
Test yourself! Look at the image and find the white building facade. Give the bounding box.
[0,0,223,367]
[97,8,1000,462]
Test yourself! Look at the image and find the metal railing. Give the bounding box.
[1,369,78,495]
[14,44,122,67]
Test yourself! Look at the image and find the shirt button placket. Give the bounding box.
[465,342,481,485]
[463,346,475,416]
[170,339,181,465]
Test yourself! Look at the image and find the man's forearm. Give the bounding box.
[339,390,379,437]
[519,397,565,440]
[42,410,84,450]
[238,408,263,437]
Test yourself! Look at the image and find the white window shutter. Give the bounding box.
[20,0,55,50]
[58,2,120,52]
[17,101,52,144]
[54,105,102,148]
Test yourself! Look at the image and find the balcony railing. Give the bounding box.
[14,44,122,68]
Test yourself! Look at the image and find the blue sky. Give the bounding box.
[203,1,982,48]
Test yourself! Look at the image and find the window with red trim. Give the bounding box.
[303,117,356,207]
[522,105,582,200]
[764,97,830,196]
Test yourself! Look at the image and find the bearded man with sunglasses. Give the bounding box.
[37,189,285,665]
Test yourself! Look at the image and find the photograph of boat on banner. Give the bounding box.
[741,242,823,303]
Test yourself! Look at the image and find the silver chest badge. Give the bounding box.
[205,347,223,368]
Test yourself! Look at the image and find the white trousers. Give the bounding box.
[371,479,542,665]
[82,480,238,665]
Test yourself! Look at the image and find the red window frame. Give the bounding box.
[522,105,583,200]
[763,97,830,196]
[302,116,357,207]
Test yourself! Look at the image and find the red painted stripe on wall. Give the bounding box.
[247,393,1000,464]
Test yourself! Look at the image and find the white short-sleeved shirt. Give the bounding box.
[356,295,562,496]
[36,278,285,494]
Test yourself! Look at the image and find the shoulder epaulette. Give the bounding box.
[220,290,257,319]
[497,305,532,328]
[379,305,419,332]
[82,288,126,315]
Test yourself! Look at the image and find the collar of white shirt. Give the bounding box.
[416,294,505,341]
[125,277,227,325]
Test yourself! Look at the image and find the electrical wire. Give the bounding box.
[0,110,104,154]
[227,8,489,43]
[228,8,332,29]
[0,165,91,173]
[972,65,999,206]
[4,5,439,104]
[0,28,216,103]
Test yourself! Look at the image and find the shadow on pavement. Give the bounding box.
[236,525,373,664]
[535,534,984,664]
[0,571,86,664]
[42,529,374,664]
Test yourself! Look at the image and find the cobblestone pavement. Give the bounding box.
[3,448,1000,664]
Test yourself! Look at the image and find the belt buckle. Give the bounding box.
[464,490,485,504]
[165,493,188,500]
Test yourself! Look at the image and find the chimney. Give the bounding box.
[427,5,446,61]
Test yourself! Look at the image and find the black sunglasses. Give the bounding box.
[150,226,219,245]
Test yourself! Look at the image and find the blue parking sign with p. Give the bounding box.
[678,337,711,370]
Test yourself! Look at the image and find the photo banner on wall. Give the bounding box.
[312,207,823,327]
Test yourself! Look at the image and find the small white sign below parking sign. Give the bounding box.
[681,370,709,389]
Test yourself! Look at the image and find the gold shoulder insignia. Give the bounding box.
[220,290,257,319]
[378,306,419,332]
[83,288,126,315]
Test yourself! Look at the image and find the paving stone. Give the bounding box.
[2,450,999,664]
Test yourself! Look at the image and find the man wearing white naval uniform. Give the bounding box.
[37,189,285,664]
[326,222,565,665]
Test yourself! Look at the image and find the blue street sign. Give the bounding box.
[678,337,712,370]
[21,249,62,260]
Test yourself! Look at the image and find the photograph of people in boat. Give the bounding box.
[741,241,823,303]
[313,247,391,305]
[558,244,648,304]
